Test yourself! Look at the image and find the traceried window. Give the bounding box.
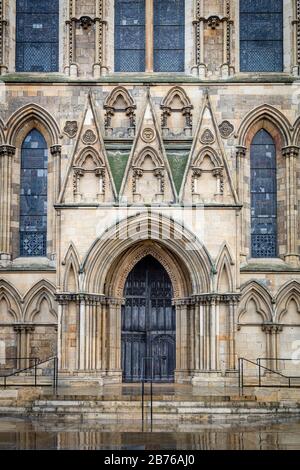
[115,0,145,72]
[20,130,48,257]
[115,0,185,72]
[16,0,59,72]
[240,0,283,72]
[154,0,184,72]
[251,130,277,258]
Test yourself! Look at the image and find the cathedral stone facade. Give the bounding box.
[0,0,300,387]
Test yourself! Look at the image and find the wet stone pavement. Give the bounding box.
[0,416,300,450]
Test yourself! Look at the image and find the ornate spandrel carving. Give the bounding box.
[200,129,215,144]
[219,120,234,139]
[64,121,78,138]
[82,129,97,145]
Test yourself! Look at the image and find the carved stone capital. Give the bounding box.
[50,145,62,156]
[236,146,247,159]
[0,145,16,157]
[282,146,300,159]
[212,167,223,178]
[262,323,283,334]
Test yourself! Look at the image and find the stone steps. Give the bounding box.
[26,398,300,422]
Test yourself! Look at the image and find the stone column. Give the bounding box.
[106,298,123,382]
[50,145,62,199]
[282,146,300,266]
[78,296,86,370]
[0,0,8,75]
[0,145,15,261]
[57,302,63,369]
[236,146,247,263]
[174,300,190,381]
[228,298,237,370]
[192,1,206,77]
[93,0,108,77]
[13,325,35,368]
[262,324,282,371]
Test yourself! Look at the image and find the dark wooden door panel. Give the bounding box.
[121,255,175,383]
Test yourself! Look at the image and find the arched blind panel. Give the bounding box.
[240,0,283,72]
[115,0,145,72]
[154,0,185,72]
[250,129,277,258]
[20,130,48,257]
[16,0,59,72]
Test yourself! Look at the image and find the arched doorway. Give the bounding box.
[121,255,175,383]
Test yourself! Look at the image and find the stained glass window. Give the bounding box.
[20,130,48,257]
[16,0,59,72]
[115,0,145,72]
[251,129,277,258]
[154,0,184,72]
[240,0,283,72]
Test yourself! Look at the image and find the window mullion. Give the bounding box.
[145,0,154,72]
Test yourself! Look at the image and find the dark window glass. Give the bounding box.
[16,0,59,72]
[115,0,145,72]
[20,130,48,257]
[154,0,184,72]
[240,0,283,72]
[251,129,277,258]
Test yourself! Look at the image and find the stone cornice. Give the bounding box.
[174,293,241,306]
[55,293,124,305]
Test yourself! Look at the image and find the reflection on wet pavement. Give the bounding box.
[0,416,300,450]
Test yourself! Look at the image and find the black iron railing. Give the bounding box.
[238,357,300,392]
[0,356,58,391]
[141,357,154,432]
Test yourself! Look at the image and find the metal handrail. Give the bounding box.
[0,356,58,390]
[238,357,300,392]
[141,357,153,432]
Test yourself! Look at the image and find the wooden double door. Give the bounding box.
[121,255,176,382]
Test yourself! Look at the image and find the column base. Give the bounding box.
[284,254,300,267]
[174,369,192,384]
[220,64,229,78]
[0,252,11,261]
[292,65,300,77]
[191,371,238,387]
[70,63,79,78]
[0,65,8,75]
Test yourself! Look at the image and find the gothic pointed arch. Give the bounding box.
[215,243,235,293]
[237,104,291,147]
[81,212,214,296]
[192,147,224,198]
[239,280,273,323]
[62,243,80,292]
[6,103,61,147]
[292,115,300,145]
[28,294,57,323]
[275,280,300,322]
[23,280,57,322]
[134,146,164,168]
[75,146,104,168]
[0,280,22,322]
[194,147,223,168]
[161,87,193,136]
[104,86,136,137]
